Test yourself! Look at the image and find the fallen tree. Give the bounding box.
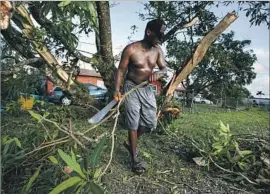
[161,12,238,112]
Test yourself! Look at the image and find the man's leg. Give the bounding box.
[137,125,151,138]
[128,129,138,163]
[127,129,147,174]
[126,126,151,162]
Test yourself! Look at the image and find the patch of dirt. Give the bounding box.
[99,128,253,194]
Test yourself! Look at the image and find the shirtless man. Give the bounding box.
[114,19,167,174]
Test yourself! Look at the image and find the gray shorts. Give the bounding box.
[123,80,157,130]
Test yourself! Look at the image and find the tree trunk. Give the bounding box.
[163,12,237,108]
[96,1,116,90]
[185,93,193,108]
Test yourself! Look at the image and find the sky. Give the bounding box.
[77,2,269,98]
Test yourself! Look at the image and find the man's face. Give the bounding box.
[147,24,166,46]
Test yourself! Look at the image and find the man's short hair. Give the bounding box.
[145,19,166,39]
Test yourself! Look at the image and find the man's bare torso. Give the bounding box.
[126,41,160,84]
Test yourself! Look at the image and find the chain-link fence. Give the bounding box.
[173,93,270,114]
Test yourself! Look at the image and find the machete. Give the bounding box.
[88,99,118,124]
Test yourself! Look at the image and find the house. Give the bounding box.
[46,68,105,92]
[76,68,105,88]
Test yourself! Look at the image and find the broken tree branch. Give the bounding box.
[166,12,238,97]
[162,16,199,43]
[14,5,72,85]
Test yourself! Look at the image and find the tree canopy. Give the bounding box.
[138,1,267,103]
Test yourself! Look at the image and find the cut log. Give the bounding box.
[0,0,13,30]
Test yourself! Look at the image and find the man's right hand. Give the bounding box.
[113,90,122,101]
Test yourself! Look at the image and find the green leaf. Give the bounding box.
[24,167,41,192]
[212,148,223,156]
[226,150,232,162]
[75,181,87,194]
[237,161,247,170]
[231,155,242,163]
[212,142,223,150]
[48,156,59,165]
[58,1,71,7]
[3,143,10,155]
[142,151,152,159]
[5,138,14,145]
[88,2,97,19]
[93,167,103,179]
[28,110,42,121]
[13,137,22,148]
[239,150,253,156]
[71,149,76,162]
[213,136,219,141]
[87,2,96,13]
[49,177,82,194]
[90,136,107,170]
[52,131,59,139]
[83,149,90,171]
[58,149,86,179]
[2,136,8,144]
[44,111,50,118]
[219,121,229,133]
[89,182,104,194]
[233,141,241,156]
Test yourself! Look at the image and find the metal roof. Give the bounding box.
[78,68,102,77]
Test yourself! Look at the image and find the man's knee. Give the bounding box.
[139,126,151,133]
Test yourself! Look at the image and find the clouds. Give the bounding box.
[247,48,269,98]
[253,48,269,58]
[246,74,269,97]
[254,62,269,73]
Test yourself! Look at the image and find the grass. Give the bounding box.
[99,107,269,193]
[168,108,269,138]
[1,106,269,194]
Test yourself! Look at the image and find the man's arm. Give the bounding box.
[114,45,131,100]
[149,46,167,82]
[156,46,167,75]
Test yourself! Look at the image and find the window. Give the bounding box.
[97,80,105,88]
[54,87,62,91]
[87,85,98,90]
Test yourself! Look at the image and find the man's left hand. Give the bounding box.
[148,73,159,83]
[149,72,165,83]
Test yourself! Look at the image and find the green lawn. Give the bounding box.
[167,108,269,138]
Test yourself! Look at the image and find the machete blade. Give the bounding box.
[88,99,118,124]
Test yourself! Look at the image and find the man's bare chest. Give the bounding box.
[129,50,158,69]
